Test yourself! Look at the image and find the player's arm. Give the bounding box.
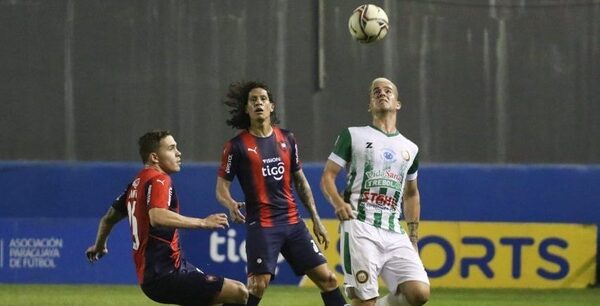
[320,160,354,221]
[403,179,421,251]
[86,206,126,262]
[148,207,229,230]
[215,176,245,224]
[293,169,330,249]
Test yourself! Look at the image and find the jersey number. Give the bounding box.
[127,201,140,250]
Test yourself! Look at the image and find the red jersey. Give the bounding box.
[112,168,182,284]
[218,127,301,227]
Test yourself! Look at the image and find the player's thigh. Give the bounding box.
[380,233,429,294]
[211,278,248,305]
[280,222,327,276]
[246,225,286,275]
[340,220,383,301]
[305,263,338,291]
[141,267,224,306]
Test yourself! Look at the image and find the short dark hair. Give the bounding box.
[223,81,280,129]
[138,130,172,163]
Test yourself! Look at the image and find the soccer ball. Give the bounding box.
[348,4,389,43]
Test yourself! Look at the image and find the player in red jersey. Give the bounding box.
[86,130,248,306]
[216,81,348,306]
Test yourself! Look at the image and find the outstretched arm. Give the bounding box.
[403,179,421,251]
[215,176,246,224]
[320,160,354,221]
[149,208,229,230]
[293,169,330,250]
[86,206,126,262]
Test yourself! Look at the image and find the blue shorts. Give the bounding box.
[246,221,327,278]
[141,260,224,306]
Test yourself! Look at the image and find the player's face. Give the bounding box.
[369,80,400,112]
[155,135,182,173]
[246,88,273,123]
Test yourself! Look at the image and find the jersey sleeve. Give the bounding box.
[288,132,302,172]
[218,140,237,181]
[148,174,173,209]
[328,128,352,167]
[406,152,419,181]
[111,185,130,215]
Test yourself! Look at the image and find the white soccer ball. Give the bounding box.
[348,4,389,43]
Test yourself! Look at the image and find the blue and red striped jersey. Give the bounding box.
[112,167,182,284]
[218,127,301,227]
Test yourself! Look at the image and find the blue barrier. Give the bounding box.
[0,162,598,284]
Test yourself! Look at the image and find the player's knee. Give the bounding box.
[405,288,429,306]
[248,278,269,297]
[323,270,339,290]
[232,280,249,303]
[309,267,339,291]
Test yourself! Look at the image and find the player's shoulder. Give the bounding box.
[225,130,249,147]
[228,130,247,141]
[139,168,172,185]
[274,126,293,136]
[346,125,375,137]
[347,125,371,132]
[396,132,419,151]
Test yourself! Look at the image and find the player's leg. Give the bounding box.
[378,232,429,306]
[212,277,248,305]
[246,273,272,305]
[339,220,384,306]
[140,261,230,306]
[375,281,429,306]
[244,225,285,306]
[305,263,349,306]
[281,222,348,306]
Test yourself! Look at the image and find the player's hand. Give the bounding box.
[85,245,107,263]
[312,221,330,250]
[228,201,246,224]
[203,213,230,229]
[334,202,355,221]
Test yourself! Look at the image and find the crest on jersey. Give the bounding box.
[355,270,369,284]
[280,141,287,150]
[380,148,397,163]
[402,150,410,161]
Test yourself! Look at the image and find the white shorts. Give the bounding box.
[340,219,429,301]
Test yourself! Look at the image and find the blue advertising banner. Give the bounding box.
[0,218,136,284]
[0,218,301,284]
[0,162,599,285]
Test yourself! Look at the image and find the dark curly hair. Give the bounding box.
[224,81,280,129]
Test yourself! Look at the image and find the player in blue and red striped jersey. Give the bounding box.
[86,130,248,306]
[216,81,348,306]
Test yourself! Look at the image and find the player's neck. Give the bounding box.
[372,114,398,134]
[248,122,273,138]
[144,163,167,174]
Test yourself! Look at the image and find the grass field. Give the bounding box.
[0,285,599,306]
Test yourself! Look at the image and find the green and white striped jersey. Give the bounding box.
[328,125,419,233]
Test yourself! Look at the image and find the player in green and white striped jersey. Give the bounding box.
[321,78,430,306]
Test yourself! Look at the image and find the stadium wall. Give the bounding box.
[2,0,600,163]
[0,162,597,288]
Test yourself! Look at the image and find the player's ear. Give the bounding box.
[149,152,160,164]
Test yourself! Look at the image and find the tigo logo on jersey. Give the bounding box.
[262,157,285,181]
